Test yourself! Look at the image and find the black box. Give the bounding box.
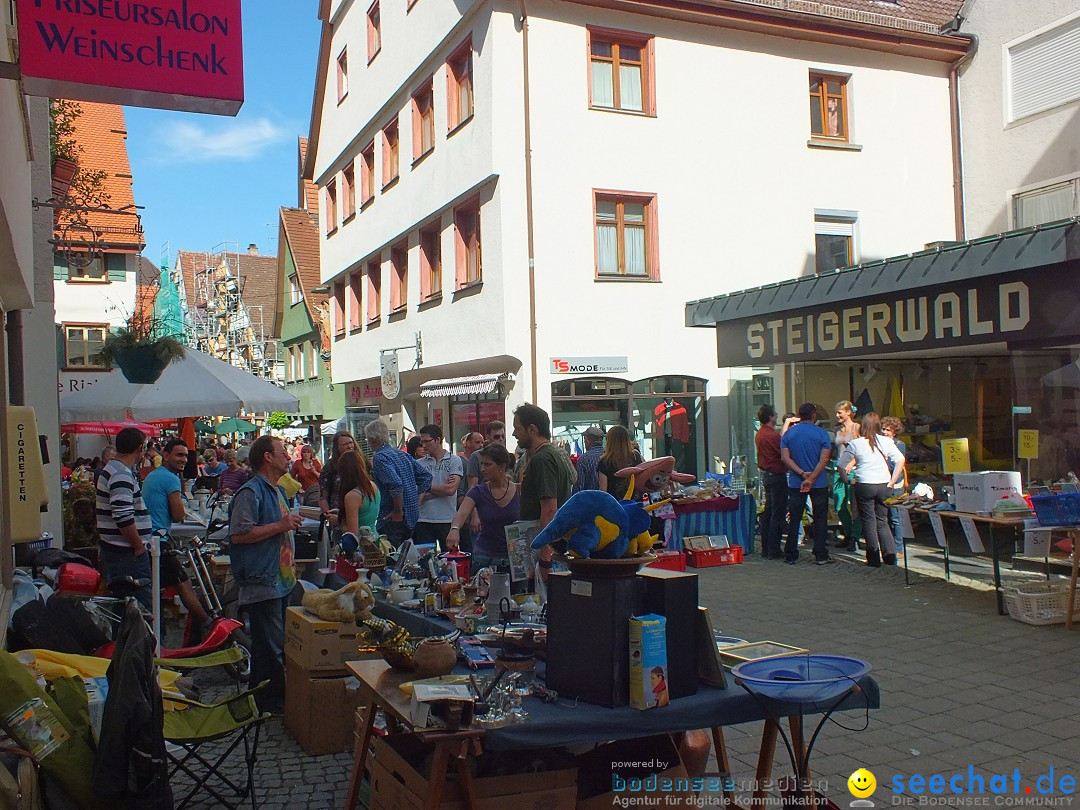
[546,572,645,707]
[638,568,699,699]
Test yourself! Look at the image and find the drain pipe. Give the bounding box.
[5,310,24,405]
[517,0,539,403]
[948,31,978,242]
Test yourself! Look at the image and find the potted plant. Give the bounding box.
[98,322,186,384]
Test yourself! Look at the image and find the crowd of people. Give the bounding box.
[755,401,907,568]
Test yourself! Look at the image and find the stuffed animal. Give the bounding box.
[615,456,696,498]
[300,580,375,623]
[530,490,663,559]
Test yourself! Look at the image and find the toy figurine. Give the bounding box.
[615,456,696,498]
[529,490,666,559]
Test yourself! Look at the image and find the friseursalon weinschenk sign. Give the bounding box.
[712,262,1080,366]
[17,0,243,115]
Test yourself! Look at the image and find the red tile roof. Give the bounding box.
[280,207,324,326]
[54,102,145,252]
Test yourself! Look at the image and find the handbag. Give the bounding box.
[0,746,45,810]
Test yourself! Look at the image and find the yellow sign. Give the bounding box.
[940,438,971,474]
[4,407,48,541]
[1018,429,1039,459]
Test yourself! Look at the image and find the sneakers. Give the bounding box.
[815,558,833,566]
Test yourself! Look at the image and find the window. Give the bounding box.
[361,141,375,206]
[293,346,303,381]
[325,179,338,234]
[588,29,653,114]
[342,162,356,221]
[366,259,382,324]
[412,79,435,161]
[391,242,408,312]
[382,119,400,187]
[1013,178,1080,227]
[1007,14,1080,122]
[454,201,481,288]
[285,345,294,382]
[336,48,348,102]
[814,214,857,274]
[333,282,346,336]
[308,341,318,379]
[348,272,362,330]
[64,324,107,368]
[367,0,381,63]
[66,256,108,282]
[809,73,848,141]
[289,274,303,306]
[420,223,442,299]
[594,192,658,278]
[447,40,473,130]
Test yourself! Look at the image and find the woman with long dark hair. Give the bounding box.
[318,430,357,524]
[445,443,519,569]
[838,412,905,567]
[340,450,381,535]
[597,425,642,499]
[406,435,427,459]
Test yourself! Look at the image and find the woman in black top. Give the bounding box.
[596,425,643,500]
[318,430,357,524]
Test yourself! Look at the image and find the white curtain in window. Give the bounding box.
[597,224,618,273]
[624,225,646,275]
[619,64,643,111]
[592,61,614,107]
[1015,182,1075,227]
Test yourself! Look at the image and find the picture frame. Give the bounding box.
[695,606,727,688]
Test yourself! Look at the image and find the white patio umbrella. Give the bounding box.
[59,347,299,421]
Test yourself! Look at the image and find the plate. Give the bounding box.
[400,599,423,610]
[553,552,657,578]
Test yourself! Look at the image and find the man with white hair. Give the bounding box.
[364,419,432,546]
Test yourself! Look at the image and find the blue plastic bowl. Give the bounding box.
[732,655,871,703]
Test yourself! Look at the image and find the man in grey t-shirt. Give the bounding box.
[415,424,463,548]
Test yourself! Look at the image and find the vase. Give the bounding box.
[115,345,169,384]
[411,638,457,677]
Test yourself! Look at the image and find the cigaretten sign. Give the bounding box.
[17,0,244,115]
[4,406,49,541]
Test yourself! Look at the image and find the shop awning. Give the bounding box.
[420,373,508,398]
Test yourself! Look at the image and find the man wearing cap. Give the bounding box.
[779,403,833,565]
[573,426,606,493]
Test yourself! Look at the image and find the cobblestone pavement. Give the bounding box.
[176,545,1080,809]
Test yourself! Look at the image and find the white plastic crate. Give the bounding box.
[1002,582,1080,626]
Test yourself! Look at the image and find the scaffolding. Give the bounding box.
[178,243,282,381]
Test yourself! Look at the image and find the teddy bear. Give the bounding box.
[300,579,375,623]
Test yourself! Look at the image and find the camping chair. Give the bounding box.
[160,646,269,810]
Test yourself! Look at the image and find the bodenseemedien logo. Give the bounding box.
[850,768,878,808]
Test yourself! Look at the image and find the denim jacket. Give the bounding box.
[228,473,286,588]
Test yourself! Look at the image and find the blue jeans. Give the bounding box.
[99,544,152,609]
[889,506,904,553]
[245,596,287,711]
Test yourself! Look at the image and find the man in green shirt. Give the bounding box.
[513,403,572,577]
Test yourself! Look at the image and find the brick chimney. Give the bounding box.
[248,243,258,254]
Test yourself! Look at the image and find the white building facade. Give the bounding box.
[307,0,966,474]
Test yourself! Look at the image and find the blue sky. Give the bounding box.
[124,3,321,269]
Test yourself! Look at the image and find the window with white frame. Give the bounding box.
[814,213,857,274]
[289,274,303,305]
[1006,13,1080,122]
[1013,178,1079,227]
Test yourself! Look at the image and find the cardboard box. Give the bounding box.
[284,661,366,755]
[576,734,693,809]
[368,734,577,810]
[953,471,1023,514]
[629,614,668,710]
[284,606,364,674]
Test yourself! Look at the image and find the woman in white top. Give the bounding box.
[838,412,905,568]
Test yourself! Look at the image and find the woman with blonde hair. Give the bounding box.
[833,400,860,549]
[597,425,643,499]
[880,416,908,555]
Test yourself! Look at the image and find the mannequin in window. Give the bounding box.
[654,398,690,468]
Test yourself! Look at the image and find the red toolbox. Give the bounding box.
[646,549,687,572]
[684,546,744,568]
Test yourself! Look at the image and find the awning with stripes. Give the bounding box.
[420,373,508,398]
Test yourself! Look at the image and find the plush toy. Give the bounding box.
[530,490,664,559]
[615,456,696,498]
[300,580,375,623]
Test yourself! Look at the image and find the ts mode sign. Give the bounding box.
[550,356,629,375]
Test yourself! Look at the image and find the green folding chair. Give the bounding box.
[160,647,269,810]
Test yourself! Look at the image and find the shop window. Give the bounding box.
[814,213,856,274]
[64,324,107,368]
[412,79,436,162]
[382,118,400,188]
[1013,178,1079,228]
[594,191,658,279]
[447,39,473,131]
[367,0,381,63]
[588,28,654,115]
[552,381,572,397]
[809,72,849,141]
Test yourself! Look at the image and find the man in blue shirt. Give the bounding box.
[779,403,833,565]
[364,419,433,547]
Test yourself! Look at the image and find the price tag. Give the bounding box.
[928,511,947,548]
[958,516,985,553]
[898,508,915,539]
[940,438,971,474]
[1018,429,1039,460]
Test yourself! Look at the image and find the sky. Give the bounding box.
[124,3,321,269]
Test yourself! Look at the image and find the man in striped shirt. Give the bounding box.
[96,427,154,608]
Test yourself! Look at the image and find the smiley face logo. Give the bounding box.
[848,768,877,799]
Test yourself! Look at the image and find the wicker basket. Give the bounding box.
[1002,582,1080,626]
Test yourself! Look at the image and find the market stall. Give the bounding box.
[664,494,757,553]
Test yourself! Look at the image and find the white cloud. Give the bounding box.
[154,117,288,162]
